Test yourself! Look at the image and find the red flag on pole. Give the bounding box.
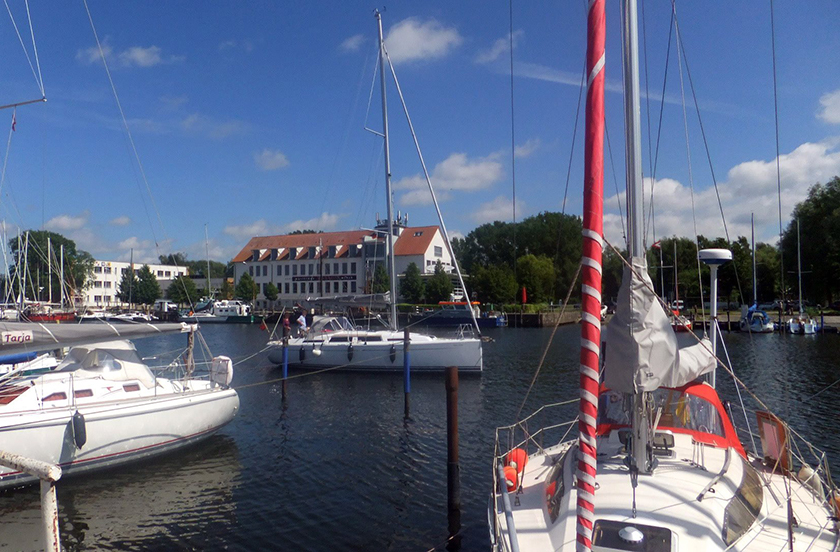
[652,240,661,249]
[521,286,527,304]
[259,320,268,332]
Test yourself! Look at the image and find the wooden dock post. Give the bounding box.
[445,366,461,544]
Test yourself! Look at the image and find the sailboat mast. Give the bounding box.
[205,224,212,298]
[47,237,52,304]
[752,213,757,305]
[376,10,398,331]
[576,0,605,548]
[673,239,678,308]
[622,0,652,476]
[796,218,803,314]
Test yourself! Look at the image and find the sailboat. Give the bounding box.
[0,320,239,490]
[489,1,838,550]
[266,11,482,373]
[740,214,775,333]
[787,219,817,334]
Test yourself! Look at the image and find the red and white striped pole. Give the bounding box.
[576,0,605,550]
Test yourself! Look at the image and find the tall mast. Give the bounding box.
[47,237,52,304]
[576,0,605,549]
[752,213,757,305]
[205,224,212,299]
[622,0,651,476]
[59,245,64,308]
[376,10,398,331]
[673,239,678,308]
[796,218,803,314]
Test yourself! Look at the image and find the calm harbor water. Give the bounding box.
[1,324,838,550]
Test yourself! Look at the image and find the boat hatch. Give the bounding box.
[0,385,28,405]
[43,392,67,402]
[597,382,745,457]
[592,520,673,551]
[123,384,141,392]
[74,389,93,398]
[722,455,763,546]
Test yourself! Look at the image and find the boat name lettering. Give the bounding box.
[2,331,33,344]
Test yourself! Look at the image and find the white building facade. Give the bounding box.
[82,260,188,308]
[231,220,456,309]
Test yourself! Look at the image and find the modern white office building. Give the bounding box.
[81,260,188,308]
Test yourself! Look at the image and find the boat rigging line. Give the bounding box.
[0,0,46,109]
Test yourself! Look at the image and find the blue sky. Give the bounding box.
[0,1,838,268]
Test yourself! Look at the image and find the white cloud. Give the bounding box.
[109,216,131,226]
[818,90,840,124]
[603,138,840,247]
[160,95,188,111]
[514,138,540,158]
[219,40,237,51]
[45,211,89,232]
[385,18,462,63]
[223,212,343,242]
[475,30,523,64]
[181,113,247,139]
[76,39,183,68]
[470,195,523,224]
[394,152,504,206]
[117,236,156,251]
[341,34,365,52]
[254,149,290,171]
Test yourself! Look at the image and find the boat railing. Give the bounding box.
[0,450,61,551]
[731,405,838,511]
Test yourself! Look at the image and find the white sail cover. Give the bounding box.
[0,321,196,355]
[603,256,716,393]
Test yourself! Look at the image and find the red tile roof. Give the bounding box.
[231,230,376,263]
[393,226,440,256]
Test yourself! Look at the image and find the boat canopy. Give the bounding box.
[309,316,356,334]
[55,340,156,388]
[597,381,746,457]
[603,257,716,393]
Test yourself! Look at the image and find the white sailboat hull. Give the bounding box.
[268,334,482,372]
[0,386,239,489]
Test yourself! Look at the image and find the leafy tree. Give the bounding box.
[166,275,200,305]
[516,254,555,303]
[425,261,453,303]
[264,282,279,302]
[135,265,162,306]
[8,230,94,303]
[158,253,188,267]
[235,272,258,302]
[469,265,517,304]
[399,262,424,303]
[288,229,322,235]
[116,268,140,304]
[220,278,234,300]
[159,253,227,279]
[372,263,389,294]
[781,176,840,305]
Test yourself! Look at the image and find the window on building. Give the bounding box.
[434,246,443,257]
[165,271,171,277]
[94,281,102,288]
[325,263,331,275]
[351,262,356,274]
[263,265,268,277]
[308,264,313,276]
[317,282,322,293]
[342,282,348,293]
[104,267,112,274]
[277,265,282,276]
[414,231,423,237]
[104,282,111,288]
[94,266,102,274]
[293,283,298,293]
[285,283,290,294]
[105,296,111,303]
[317,263,321,275]
[342,262,347,274]
[249,266,254,276]
[351,281,357,293]
[293,265,298,276]
[157,270,163,277]
[334,262,339,274]
[94,295,102,303]
[309,282,314,293]
[121,268,128,274]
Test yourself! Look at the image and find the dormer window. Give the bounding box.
[414,231,423,237]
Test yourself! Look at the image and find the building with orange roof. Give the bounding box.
[231,216,457,309]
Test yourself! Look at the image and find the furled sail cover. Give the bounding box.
[603,257,716,393]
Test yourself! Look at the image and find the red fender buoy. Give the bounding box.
[503,465,519,492]
[505,448,528,475]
